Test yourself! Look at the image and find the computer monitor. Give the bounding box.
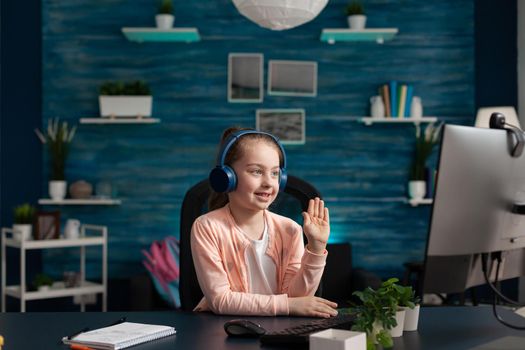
[423,124,525,294]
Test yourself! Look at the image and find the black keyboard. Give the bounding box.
[260,313,356,347]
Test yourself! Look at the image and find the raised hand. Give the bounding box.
[302,197,330,254]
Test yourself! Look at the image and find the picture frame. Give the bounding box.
[268,60,317,97]
[34,211,60,240]
[228,53,264,103]
[256,109,306,145]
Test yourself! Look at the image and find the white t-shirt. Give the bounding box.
[242,220,277,294]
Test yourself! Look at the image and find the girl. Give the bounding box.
[191,127,338,317]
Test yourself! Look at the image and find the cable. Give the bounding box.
[490,258,525,330]
[481,253,525,307]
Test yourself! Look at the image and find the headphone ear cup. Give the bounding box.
[279,168,288,192]
[209,166,237,193]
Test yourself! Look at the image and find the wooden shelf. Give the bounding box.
[408,198,433,207]
[360,116,438,126]
[320,28,398,44]
[122,27,200,43]
[38,198,121,205]
[80,117,160,124]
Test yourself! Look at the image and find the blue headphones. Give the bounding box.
[209,130,288,193]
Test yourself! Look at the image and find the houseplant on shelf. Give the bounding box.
[34,118,77,201]
[156,0,175,29]
[345,1,366,30]
[99,80,152,118]
[347,278,408,350]
[12,203,36,241]
[408,123,442,200]
[32,273,54,292]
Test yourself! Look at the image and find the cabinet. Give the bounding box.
[1,225,107,312]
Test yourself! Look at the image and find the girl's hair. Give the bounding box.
[208,127,284,211]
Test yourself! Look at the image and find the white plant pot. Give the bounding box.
[99,96,153,118]
[49,180,67,201]
[347,15,366,30]
[389,309,406,338]
[408,180,426,200]
[12,224,32,241]
[403,304,420,331]
[155,14,175,29]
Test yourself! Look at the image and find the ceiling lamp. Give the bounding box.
[232,0,329,31]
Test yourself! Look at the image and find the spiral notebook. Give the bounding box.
[62,322,176,350]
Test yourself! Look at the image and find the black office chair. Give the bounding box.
[178,175,380,311]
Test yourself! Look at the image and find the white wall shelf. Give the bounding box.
[408,198,433,207]
[80,117,160,124]
[1,225,108,312]
[38,198,121,205]
[122,27,200,43]
[360,116,438,126]
[320,28,398,44]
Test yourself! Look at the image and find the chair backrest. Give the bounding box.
[475,106,521,129]
[178,175,322,311]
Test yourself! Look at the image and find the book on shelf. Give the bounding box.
[398,84,407,118]
[404,84,414,117]
[62,322,176,350]
[380,84,391,117]
[389,80,398,117]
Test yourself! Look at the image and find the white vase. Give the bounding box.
[410,96,423,119]
[49,180,67,200]
[12,224,32,241]
[155,14,175,29]
[99,96,153,118]
[389,309,406,338]
[403,304,420,331]
[370,95,385,119]
[347,15,366,29]
[408,181,426,200]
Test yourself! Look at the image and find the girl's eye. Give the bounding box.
[251,169,263,175]
[271,170,280,177]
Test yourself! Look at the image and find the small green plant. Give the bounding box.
[409,123,443,181]
[345,1,365,16]
[13,203,36,224]
[158,0,173,14]
[99,80,151,96]
[34,118,77,181]
[397,284,421,309]
[349,278,406,350]
[32,273,53,290]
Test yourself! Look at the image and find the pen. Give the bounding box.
[66,317,127,340]
[70,344,94,350]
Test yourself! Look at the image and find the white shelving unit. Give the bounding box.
[80,117,160,124]
[1,225,107,312]
[38,198,121,205]
[408,198,433,207]
[360,116,438,126]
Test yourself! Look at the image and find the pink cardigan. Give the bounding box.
[190,205,327,316]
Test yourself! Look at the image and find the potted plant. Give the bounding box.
[397,285,421,331]
[98,80,152,118]
[345,1,366,30]
[12,203,36,241]
[408,123,442,200]
[34,118,77,201]
[349,278,406,350]
[156,0,175,29]
[32,273,54,292]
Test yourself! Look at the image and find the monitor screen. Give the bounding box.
[423,124,525,294]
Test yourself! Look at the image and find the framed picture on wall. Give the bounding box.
[228,53,264,103]
[34,211,60,240]
[268,60,317,97]
[256,109,306,145]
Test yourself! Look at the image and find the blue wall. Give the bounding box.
[40,0,475,279]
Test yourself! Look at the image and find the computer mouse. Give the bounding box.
[224,319,267,337]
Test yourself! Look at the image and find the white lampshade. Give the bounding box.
[232,0,329,31]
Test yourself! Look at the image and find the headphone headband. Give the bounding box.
[216,130,287,169]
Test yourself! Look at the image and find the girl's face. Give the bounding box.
[228,139,281,213]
